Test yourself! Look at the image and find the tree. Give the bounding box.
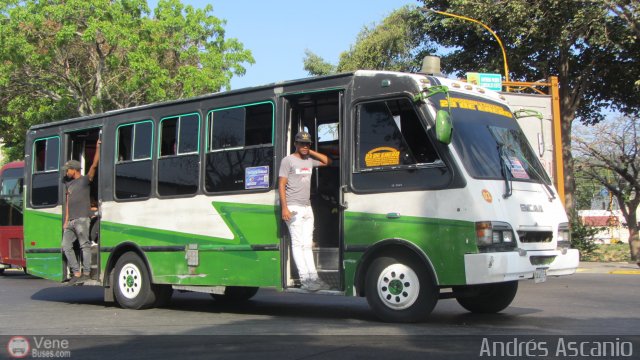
[573,115,640,262]
[419,0,640,212]
[604,0,640,88]
[303,6,434,76]
[0,0,254,161]
[302,50,336,76]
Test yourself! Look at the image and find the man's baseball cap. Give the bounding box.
[294,131,312,143]
[63,160,82,171]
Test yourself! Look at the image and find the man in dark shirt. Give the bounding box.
[62,140,100,285]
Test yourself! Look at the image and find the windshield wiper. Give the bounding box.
[503,143,556,201]
[498,143,513,198]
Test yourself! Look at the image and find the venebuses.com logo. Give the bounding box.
[6,336,30,358]
[5,336,71,358]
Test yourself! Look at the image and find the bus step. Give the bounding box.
[318,270,340,289]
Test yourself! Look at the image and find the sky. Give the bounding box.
[149,0,421,89]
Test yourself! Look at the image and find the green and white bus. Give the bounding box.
[24,64,579,322]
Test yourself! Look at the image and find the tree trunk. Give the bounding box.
[627,213,639,264]
[561,114,576,212]
[559,74,577,212]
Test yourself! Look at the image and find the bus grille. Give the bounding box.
[530,255,556,266]
[518,231,553,243]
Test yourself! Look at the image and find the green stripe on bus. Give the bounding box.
[99,201,281,287]
[343,212,476,285]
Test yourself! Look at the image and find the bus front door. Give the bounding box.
[282,91,343,291]
[64,128,102,282]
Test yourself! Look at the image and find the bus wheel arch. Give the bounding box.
[104,243,167,309]
[355,240,439,323]
[104,242,152,288]
[355,240,438,297]
[111,251,157,309]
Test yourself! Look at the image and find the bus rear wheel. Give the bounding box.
[113,252,156,310]
[453,281,518,313]
[211,286,259,303]
[365,254,437,323]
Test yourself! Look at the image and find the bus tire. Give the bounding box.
[211,286,259,303]
[454,281,518,313]
[365,254,437,323]
[0,268,4,275]
[113,252,156,310]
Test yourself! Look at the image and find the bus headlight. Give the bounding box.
[475,221,516,252]
[557,222,571,250]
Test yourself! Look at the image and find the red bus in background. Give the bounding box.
[0,161,25,274]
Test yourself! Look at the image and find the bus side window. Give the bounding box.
[115,121,153,200]
[157,113,200,196]
[357,98,439,170]
[353,98,449,192]
[205,102,274,193]
[31,137,60,207]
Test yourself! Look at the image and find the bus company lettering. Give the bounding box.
[520,204,543,212]
[365,147,400,167]
[440,98,513,118]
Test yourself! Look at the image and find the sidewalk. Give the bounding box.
[577,261,640,274]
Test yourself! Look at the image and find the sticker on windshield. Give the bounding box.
[508,157,530,179]
[440,98,512,118]
[365,147,400,167]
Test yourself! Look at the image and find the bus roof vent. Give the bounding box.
[420,56,442,76]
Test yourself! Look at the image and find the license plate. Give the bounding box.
[534,268,547,283]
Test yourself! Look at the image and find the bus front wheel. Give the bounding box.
[113,252,156,310]
[453,281,518,313]
[365,254,438,323]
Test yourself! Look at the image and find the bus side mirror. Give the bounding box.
[435,110,452,145]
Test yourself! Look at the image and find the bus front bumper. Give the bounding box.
[463,249,579,285]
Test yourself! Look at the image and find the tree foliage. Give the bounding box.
[569,211,601,257]
[302,49,336,76]
[419,0,640,212]
[0,0,254,161]
[573,115,640,261]
[303,6,434,76]
[301,1,639,213]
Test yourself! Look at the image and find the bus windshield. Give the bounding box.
[1,168,23,197]
[0,166,23,225]
[435,94,550,184]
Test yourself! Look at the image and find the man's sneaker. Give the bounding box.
[66,274,90,286]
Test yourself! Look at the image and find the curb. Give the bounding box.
[608,270,640,275]
[576,261,640,275]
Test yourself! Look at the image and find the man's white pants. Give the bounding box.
[286,205,318,284]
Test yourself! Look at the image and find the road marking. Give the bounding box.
[609,270,640,275]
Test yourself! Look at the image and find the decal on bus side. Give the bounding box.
[364,147,400,167]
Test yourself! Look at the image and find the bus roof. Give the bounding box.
[27,70,509,132]
[0,161,24,171]
[28,72,357,131]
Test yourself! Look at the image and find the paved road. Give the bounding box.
[0,266,638,336]
[1,266,638,359]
